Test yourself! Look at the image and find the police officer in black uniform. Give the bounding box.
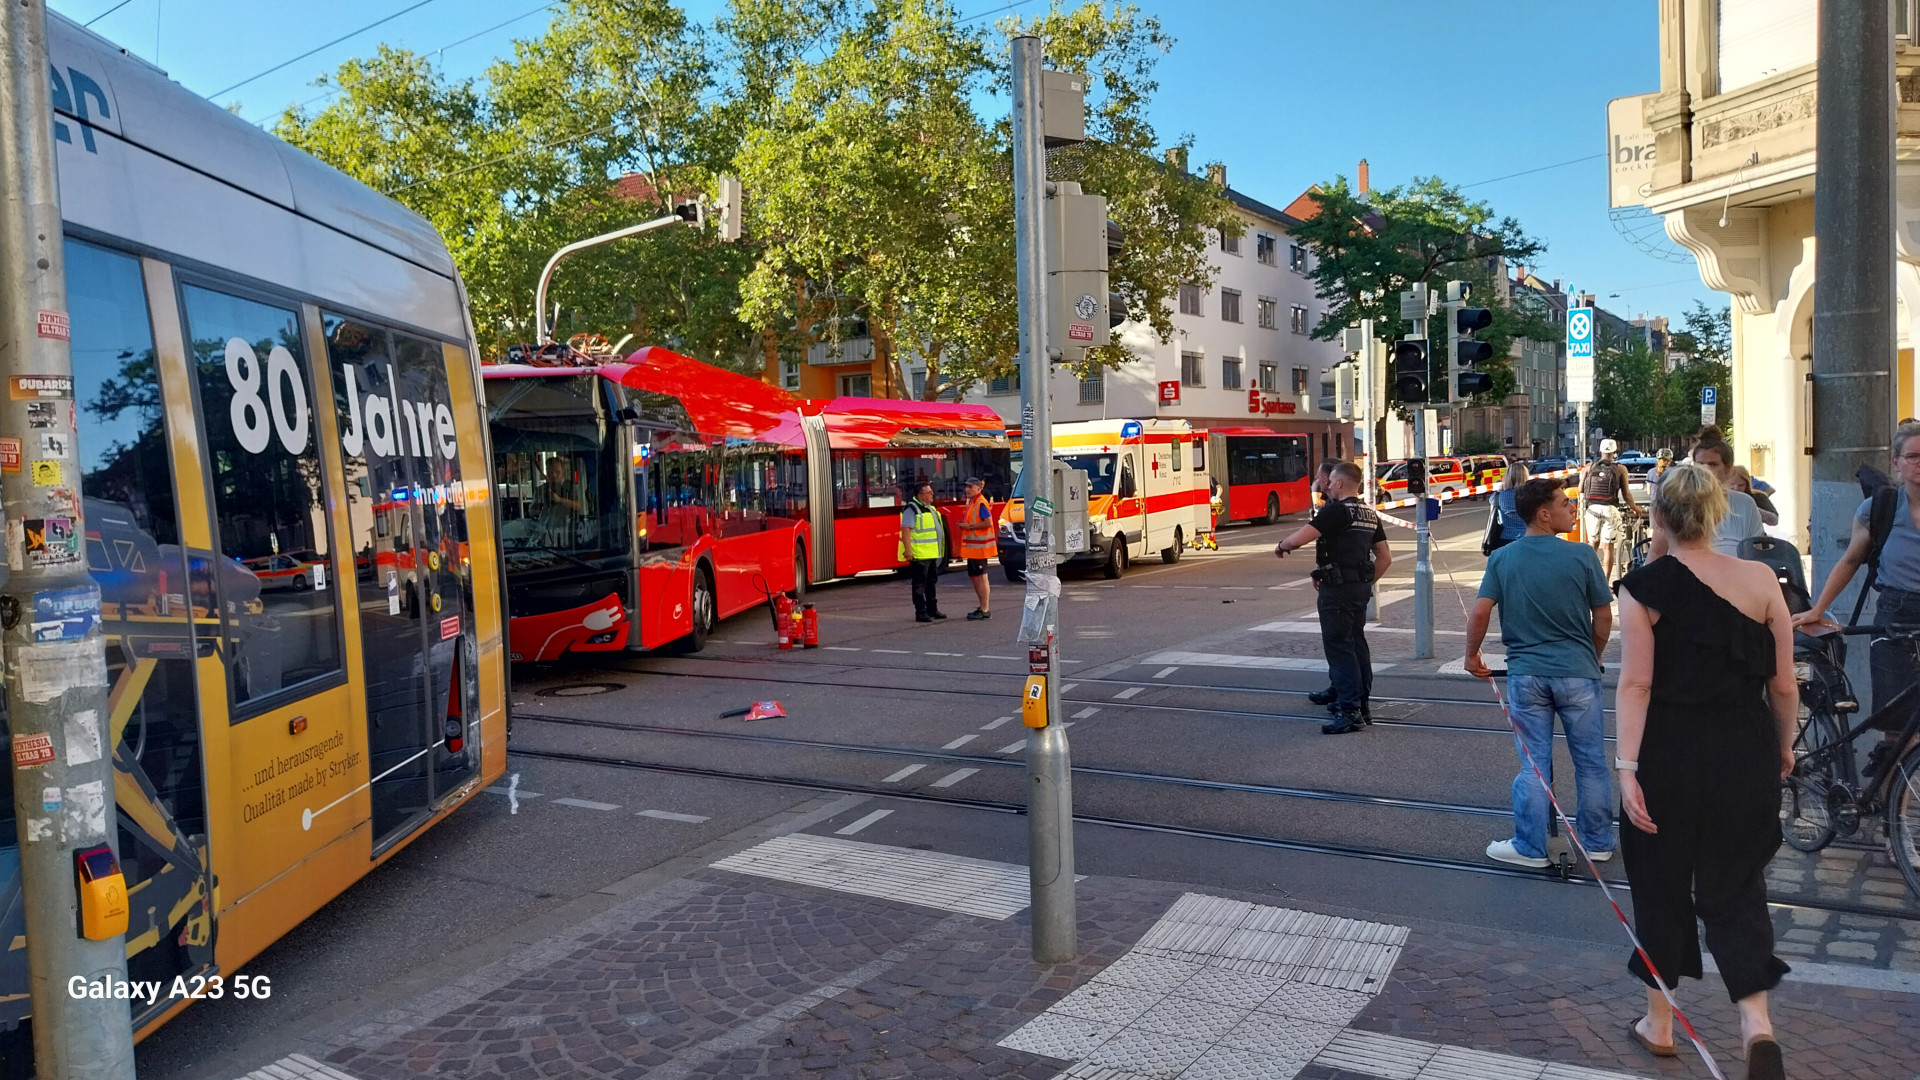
[1275,460,1393,734]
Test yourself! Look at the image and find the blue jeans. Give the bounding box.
[1506,675,1614,859]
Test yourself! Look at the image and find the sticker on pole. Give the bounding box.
[0,438,19,473]
[1030,496,1055,516]
[10,375,72,400]
[31,586,100,643]
[1067,323,1094,342]
[35,311,69,341]
[440,615,460,641]
[12,733,54,769]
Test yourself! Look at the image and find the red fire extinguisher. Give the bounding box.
[801,603,819,648]
[775,591,795,649]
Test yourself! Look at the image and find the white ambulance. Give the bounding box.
[1000,418,1212,579]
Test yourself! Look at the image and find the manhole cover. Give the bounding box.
[538,683,624,697]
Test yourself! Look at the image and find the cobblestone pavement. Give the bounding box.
[275,835,1919,1080]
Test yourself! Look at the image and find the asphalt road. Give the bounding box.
[136,501,1920,1078]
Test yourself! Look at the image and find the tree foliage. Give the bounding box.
[1288,175,1551,407]
[1591,333,1731,449]
[273,0,1233,395]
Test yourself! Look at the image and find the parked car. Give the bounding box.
[1617,455,1659,498]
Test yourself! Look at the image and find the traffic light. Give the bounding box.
[1046,181,1123,359]
[1391,339,1428,403]
[1452,306,1494,401]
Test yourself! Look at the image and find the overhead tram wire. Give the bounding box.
[209,0,444,99]
[83,0,137,27]
[1460,153,1605,190]
[248,1,561,128]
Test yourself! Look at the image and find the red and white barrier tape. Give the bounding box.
[1374,467,1577,512]
[1479,674,1727,1078]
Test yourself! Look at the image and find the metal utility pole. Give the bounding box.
[0,4,138,1077]
[1812,0,1895,649]
[1011,34,1075,964]
[1403,293,1433,661]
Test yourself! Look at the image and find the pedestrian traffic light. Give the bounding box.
[1046,181,1123,359]
[1391,339,1428,403]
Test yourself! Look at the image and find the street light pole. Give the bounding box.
[1011,34,1075,964]
[1409,313,1433,661]
[0,4,138,1076]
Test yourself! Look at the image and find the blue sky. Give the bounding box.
[54,0,1715,327]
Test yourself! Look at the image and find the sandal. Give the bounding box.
[1745,1035,1784,1080]
[1628,1017,1676,1057]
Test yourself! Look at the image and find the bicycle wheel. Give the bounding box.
[1781,707,1844,852]
[1888,746,1920,902]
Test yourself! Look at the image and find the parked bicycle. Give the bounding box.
[1779,623,1920,901]
[1610,506,1651,584]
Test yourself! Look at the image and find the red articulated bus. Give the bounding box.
[485,352,1010,662]
[1205,427,1313,525]
[803,396,1012,581]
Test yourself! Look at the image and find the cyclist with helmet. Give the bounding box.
[1581,439,1640,581]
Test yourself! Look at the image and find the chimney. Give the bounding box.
[1357,158,1370,196]
[1165,147,1188,174]
[1515,264,1526,283]
[1207,163,1226,188]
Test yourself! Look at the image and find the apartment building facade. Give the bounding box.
[964,171,1354,466]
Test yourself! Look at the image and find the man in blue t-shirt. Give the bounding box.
[1466,477,1616,868]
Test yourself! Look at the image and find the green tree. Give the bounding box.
[1289,175,1550,456]
[1591,338,1665,446]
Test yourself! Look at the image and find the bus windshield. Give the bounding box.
[1057,453,1118,496]
[487,376,624,568]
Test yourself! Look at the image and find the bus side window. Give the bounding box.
[1192,438,1205,474]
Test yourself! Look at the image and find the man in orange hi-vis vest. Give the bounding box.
[958,476,998,620]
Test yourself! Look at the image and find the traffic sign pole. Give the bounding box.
[1566,306,1596,519]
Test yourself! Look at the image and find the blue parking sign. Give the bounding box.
[1701,386,1716,405]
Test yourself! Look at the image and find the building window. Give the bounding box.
[1255,234,1277,265]
[839,373,871,396]
[1289,305,1309,334]
[1079,371,1104,404]
[1221,289,1242,324]
[780,359,800,391]
[1257,363,1278,392]
[1290,366,1308,394]
[1179,282,1204,316]
[911,369,926,398]
[1287,244,1309,273]
[1222,357,1242,389]
[988,369,1021,395]
[1221,227,1242,256]
[1180,351,1204,387]
[1257,297,1277,330]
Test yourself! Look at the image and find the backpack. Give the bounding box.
[1849,464,1901,626]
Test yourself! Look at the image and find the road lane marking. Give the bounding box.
[834,809,893,836]
[825,646,862,652]
[998,741,1026,754]
[1071,707,1099,719]
[980,655,1020,660]
[1151,667,1178,679]
[551,798,619,811]
[1143,650,1397,672]
[1114,686,1143,699]
[924,651,964,657]
[873,649,910,654]
[882,764,926,783]
[1130,584,1165,588]
[484,786,542,798]
[942,734,980,750]
[637,809,709,823]
[1373,589,1414,609]
[982,716,1014,730]
[1220,586,1257,591]
[930,768,979,788]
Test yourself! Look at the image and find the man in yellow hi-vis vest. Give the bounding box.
[899,480,946,622]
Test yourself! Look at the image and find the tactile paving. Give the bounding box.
[1000,1011,1120,1062]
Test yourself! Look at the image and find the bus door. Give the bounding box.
[325,316,476,851]
[632,395,712,648]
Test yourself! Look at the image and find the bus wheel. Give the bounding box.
[682,567,716,653]
[792,548,809,599]
[1162,527,1184,564]
[1259,493,1279,525]
[1103,535,1127,579]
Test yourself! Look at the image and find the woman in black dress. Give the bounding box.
[1614,464,1798,1080]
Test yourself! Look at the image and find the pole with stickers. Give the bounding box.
[0,3,138,1077]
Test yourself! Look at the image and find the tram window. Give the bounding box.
[181,284,343,711]
[66,240,209,912]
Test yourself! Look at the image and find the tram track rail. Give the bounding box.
[507,736,1920,924]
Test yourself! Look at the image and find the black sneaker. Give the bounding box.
[930,611,948,620]
[1307,687,1338,707]
[1359,704,1374,726]
[916,614,934,623]
[966,609,990,620]
[1321,709,1366,735]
